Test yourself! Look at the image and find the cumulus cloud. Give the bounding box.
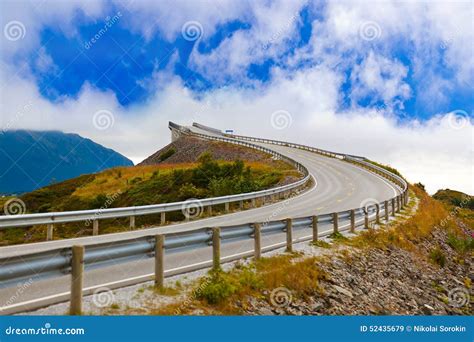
[1,61,472,195]
[0,0,472,195]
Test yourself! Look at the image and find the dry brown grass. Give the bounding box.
[72,163,197,199]
[103,185,473,316]
[147,254,328,315]
[346,186,462,253]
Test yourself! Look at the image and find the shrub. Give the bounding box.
[447,233,474,254]
[197,271,238,305]
[130,177,142,185]
[429,247,446,267]
[159,148,176,161]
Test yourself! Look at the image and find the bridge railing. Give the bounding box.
[191,122,408,192]
[0,122,410,315]
[0,190,409,314]
[0,122,311,237]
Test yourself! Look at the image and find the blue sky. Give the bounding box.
[0,0,472,194]
[3,0,471,118]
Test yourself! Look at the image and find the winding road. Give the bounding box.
[0,124,401,314]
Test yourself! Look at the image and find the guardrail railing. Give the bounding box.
[0,122,409,315]
[0,122,311,238]
[191,122,407,192]
[0,189,408,314]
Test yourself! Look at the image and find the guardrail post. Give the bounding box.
[225,202,230,213]
[375,204,380,224]
[46,224,54,241]
[212,227,221,270]
[384,201,389,221]
[70,245,84,315]
[364,210,369,229]
[391,198,396,216]
[207,205,212,216]
[239,200,244,210]
[130,216,135,229]
[397,196,401,212]
[286,218,293,252]
[350,210,355,233]
[254,223,261,260]
[92,220,99,236]
[155,235,164,288]
[251,198,256,208]
[312,215,318,242]
[332,213,338,233]
[161,212,166,225]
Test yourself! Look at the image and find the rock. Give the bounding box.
[422,304,434,315]
[333,285,353,298]
[309,301,324,312]
[258,307,274,315]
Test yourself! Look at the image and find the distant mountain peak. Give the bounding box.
[0,130,133,194]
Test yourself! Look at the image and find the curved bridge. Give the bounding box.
[0,122,408,314]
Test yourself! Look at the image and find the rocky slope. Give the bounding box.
[113,185,472,316]
[139,136,273,165]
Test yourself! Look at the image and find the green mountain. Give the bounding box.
[0,130,133,194]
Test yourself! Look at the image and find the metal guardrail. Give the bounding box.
[191,122,407,192]
[0,122,409,314]
[0,198,405,288]
[193,122,362,160]
[0,123,311,230]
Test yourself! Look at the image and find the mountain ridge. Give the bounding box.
[0,130,133,194]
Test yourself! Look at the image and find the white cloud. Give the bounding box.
[349,51,411,110]
[1,63,472,195]
[0,0,472,195]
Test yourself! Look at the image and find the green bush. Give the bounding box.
[429,247,446,267]
[447,233,474,254]
[197,271,238,305]
[159,148,176,161]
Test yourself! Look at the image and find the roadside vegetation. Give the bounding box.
[107,183,472,316]
[0,152,301,246]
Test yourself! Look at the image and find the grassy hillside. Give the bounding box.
[432,188,473,231]
[0,151,301,246]
[106,185,472,316]
[0,130,133,194]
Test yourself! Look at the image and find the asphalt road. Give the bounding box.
[0,126,400,314]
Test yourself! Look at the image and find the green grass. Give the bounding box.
[0,153,300,246]
[429,247,447,267]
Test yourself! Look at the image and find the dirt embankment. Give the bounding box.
[140,136,275,165]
